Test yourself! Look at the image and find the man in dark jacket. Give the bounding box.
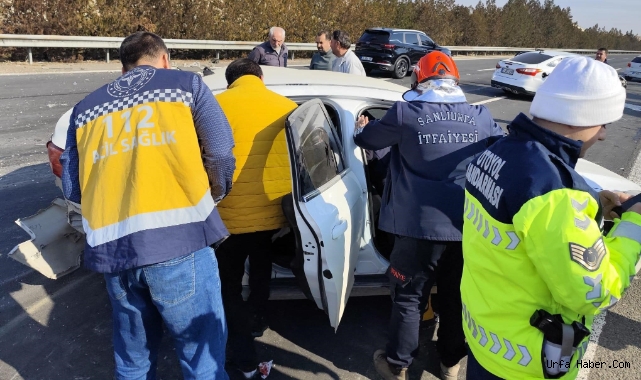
[248,27,288,67]
[354,51,504,380]
[595,47,608,64]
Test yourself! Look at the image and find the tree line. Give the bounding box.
[1,0,639,61]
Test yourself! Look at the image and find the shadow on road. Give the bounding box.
[264,296,446,379]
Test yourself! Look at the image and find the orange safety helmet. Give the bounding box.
[411,51,460,85]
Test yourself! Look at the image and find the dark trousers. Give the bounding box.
[385,236,467,368]
[215,230,277,372]
[466,348,504,379]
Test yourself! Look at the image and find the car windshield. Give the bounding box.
[359,31,390,44]
[632,57,641,63]
[510,52,554,64]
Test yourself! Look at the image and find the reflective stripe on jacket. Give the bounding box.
[61,66,234,273]
[461,113,641,379]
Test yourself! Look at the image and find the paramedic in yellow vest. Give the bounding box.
[214,58,297,378]
[60,32,235,379]
[461,56,641,379]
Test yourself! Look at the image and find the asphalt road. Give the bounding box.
[0,54,640,380]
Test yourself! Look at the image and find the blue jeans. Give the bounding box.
[104,246,229,380]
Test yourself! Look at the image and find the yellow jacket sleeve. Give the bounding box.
[513,188,641,317]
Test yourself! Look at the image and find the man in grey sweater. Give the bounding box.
[309,30,335,70]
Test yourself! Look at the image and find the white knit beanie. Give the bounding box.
[530,56,626,127]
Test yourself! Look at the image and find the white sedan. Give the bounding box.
[9,66,641,329]
[491,50,579,95]
[624,55,641,81]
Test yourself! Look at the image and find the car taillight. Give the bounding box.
[382,44,395,49]
[516,68,542,76]
[629,63,632,67]
[47,141,64,178]
[496,62,501,69]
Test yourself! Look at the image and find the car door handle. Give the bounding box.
[332,219,348,240]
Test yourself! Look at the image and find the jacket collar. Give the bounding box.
[508,113,583,168]
[261,41,285,55]
[228,74,265,90]
[402,79,467,103]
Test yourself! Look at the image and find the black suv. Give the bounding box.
[355,28,451,79]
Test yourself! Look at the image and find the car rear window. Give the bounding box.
[632,57,641,63]
[359,31,390,44]
[510,52,554,64]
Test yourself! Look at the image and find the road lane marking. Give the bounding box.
[477,68,496,71]
[472,96,507,105]
[616,68,622,71]
[576,312,607,380]
[627,130,641,187]
[624,103,641,112]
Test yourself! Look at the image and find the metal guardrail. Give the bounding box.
[1,34,640,64]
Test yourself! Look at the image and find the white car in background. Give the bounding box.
[491,50,579,95]
[9,66,641,329]
[624,55,641,81]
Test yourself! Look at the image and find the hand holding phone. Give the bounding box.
[611,192,641,217]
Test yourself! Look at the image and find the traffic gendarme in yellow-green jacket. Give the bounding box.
[215,75,297,234]
[461,114,641,379]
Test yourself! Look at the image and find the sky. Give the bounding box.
[455,0,640,35]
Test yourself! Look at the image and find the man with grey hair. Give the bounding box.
[309,30,335,70]
[248,26,288,67]
[330,30,366,76]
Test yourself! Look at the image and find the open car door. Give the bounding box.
[285,99,365,329]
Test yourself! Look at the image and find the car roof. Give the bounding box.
[363,27,425,34]
[202,66,407,99]
[529,50,580,57]
[504,50,581,63]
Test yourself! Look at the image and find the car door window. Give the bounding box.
[404,33,419,45]
[288,100,345,200]
[389,32,403,44]
[420,34,434,47]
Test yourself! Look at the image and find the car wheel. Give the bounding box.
[392,58,409,79]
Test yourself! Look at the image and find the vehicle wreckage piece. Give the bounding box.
[8,198,84,279]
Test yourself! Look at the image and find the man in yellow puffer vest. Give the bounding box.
[214,58,297,378]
